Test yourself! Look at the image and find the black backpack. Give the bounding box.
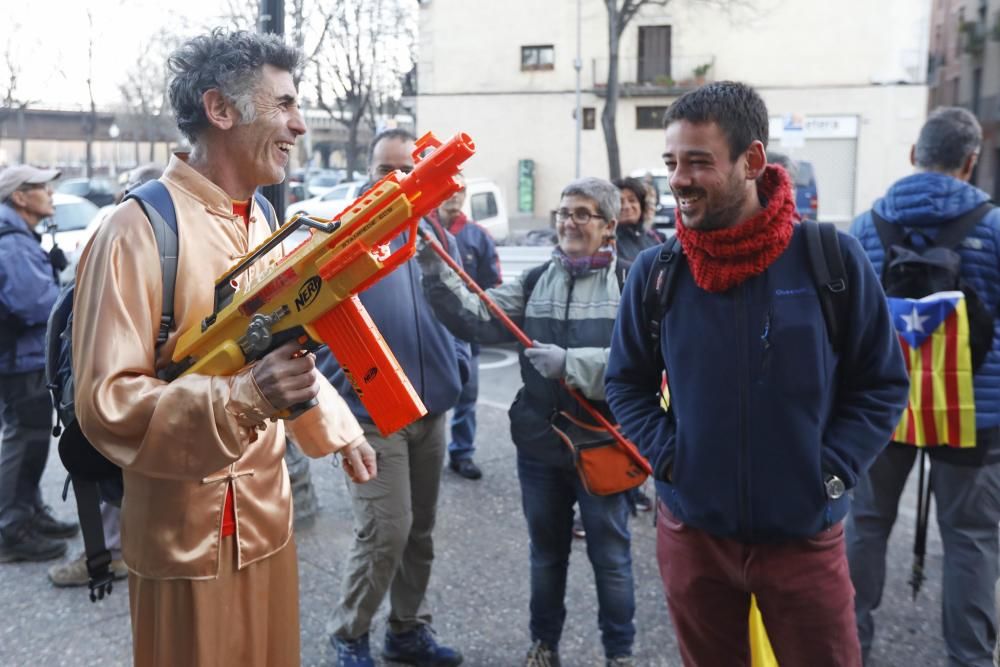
[872,203,995,371]
[47,182,277,601]
[640,221,850,358]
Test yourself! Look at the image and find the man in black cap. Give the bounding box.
[0,164,78,563]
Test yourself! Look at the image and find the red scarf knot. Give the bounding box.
[674,165,798,293]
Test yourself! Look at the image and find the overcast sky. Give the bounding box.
[1,0,244,109]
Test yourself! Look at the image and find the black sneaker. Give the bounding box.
[448,458,482,480]
[383,625,462,666]
[32,505,79,539]
[0,525,68,563]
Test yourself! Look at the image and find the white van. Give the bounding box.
[463,178,509,242]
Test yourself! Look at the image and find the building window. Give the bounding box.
[638,25,672,84]
[636,106,667,129]
[521,45,554,71]
[471,192,498,221]
[583,107,596,130]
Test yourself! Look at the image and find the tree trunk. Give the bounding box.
[602,1,622,180]
[346,116,361,180]
[17,105,26,163]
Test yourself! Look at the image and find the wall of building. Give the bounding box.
[928,0,1000,198]
[417,0,932,228]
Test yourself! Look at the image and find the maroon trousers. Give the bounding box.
[656,503,861,667]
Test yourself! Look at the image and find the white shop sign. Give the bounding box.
[769,115,859,140]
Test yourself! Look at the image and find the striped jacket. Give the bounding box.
[423,255,620,468]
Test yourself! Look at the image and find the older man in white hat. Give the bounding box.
[0,164,78,564]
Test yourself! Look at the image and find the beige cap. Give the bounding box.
[0,165,60,201]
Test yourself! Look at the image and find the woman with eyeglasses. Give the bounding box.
[418,177,637,667]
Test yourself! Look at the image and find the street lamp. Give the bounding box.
[574,0,582,179]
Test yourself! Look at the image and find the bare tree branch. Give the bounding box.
[311,0,415,176]
[601,0,748,178]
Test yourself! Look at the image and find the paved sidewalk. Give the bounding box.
[0,383,948,666]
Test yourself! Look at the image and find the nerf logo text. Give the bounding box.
[295,276,322,311]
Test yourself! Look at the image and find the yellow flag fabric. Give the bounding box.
[750,595,778,666]
[889,291,976,448]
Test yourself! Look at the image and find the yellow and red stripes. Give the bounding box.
[894,299,976,448]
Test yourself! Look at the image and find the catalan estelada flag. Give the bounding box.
[888,290,976,448]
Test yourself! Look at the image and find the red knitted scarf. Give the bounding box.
[674,165,797,293]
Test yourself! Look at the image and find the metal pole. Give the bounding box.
[259,0,286,219]
[574,0,582,179]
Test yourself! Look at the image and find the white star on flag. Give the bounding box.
[901,306,929,333]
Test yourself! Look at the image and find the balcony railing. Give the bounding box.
[590,55,716,97]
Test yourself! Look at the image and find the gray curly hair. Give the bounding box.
[914,107,982,173]
[167,29,301,143]
[560,177,622,222]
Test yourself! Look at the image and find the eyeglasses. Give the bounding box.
[16,182,50,193]
[555,208,605,225]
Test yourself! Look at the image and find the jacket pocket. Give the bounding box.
[769,296,828,398]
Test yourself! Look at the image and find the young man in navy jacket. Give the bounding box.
[605,82,909,666]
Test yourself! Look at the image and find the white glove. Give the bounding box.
[524,341,567,379]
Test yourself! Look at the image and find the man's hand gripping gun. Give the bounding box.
[160,131,476,436]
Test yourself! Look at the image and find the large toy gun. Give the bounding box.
[161,131,476,435]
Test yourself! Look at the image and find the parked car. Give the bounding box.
[56,177,117,207]
[305,169,344,197]
[794,159,819,221]
[464,177,509,242]
[285,180,366,221]
[629,168,677,231]
[287,180,308,205]
[36,193,101,253]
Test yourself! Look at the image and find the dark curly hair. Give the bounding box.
[662,81,769,162]
[167,29,301,143]
[612,177,650,223]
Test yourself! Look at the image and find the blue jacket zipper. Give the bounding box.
[737,285,750,538]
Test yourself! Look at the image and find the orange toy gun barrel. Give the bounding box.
[161,131,476,436]
[418,229,653,476]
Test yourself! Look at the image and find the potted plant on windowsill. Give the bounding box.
[692,62,712,86]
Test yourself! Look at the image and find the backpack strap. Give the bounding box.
[125,181,178,348]
[641,235,683,344]
[872,202,994,252]
[928,202,994,250]
[871,209,906,251]
[802,221,849,354]
[521,261,551,302]
[67,469,116,602]
[253,190,279,233]
[0,225,32,241]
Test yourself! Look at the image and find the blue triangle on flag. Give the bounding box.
[887,291,963,348]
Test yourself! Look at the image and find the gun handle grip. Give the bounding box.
[310,296,427,436]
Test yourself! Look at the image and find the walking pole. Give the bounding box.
[910,448,931,600]
[418,228,653,476]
